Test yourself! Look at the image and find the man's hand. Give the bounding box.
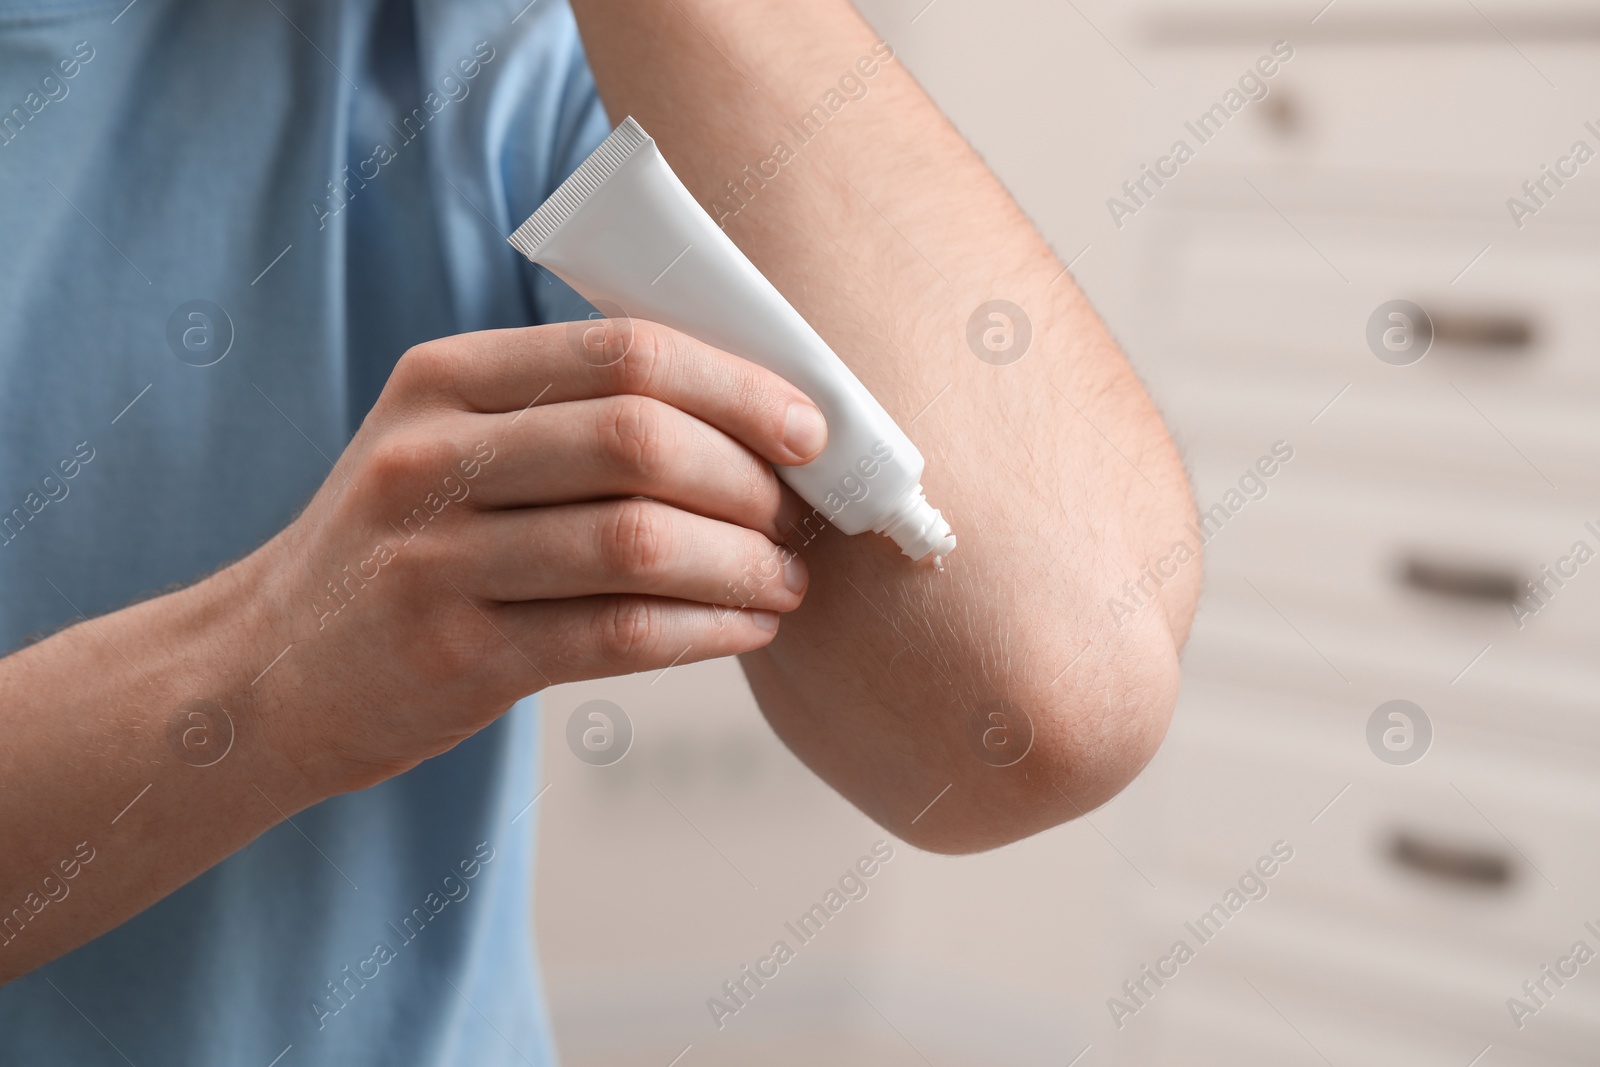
[252,320,827,794]
[0,319,825,982]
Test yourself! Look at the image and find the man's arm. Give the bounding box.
[0,566,329,983]
[0,323,827,982]
[568,0,1201,852]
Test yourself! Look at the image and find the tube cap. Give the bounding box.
[877,484,957,563]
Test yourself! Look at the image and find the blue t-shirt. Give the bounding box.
[0,0,608,1060]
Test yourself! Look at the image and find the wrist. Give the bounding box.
[170,534,335,814]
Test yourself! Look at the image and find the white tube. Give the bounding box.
[507,117,955,563]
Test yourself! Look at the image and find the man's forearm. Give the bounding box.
[0,559,318,983]
[569,0,1200,850]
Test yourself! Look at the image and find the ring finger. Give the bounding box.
[455,498,809,611]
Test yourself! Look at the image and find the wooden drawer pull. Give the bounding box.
[1398,556,1523,604]
[1432,313,1535,355]
[1388,830,1514,889]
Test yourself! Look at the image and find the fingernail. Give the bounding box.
[783,550,808,594]
[783,403,827,460]
[780,556,812,598]
[749,610,780,632]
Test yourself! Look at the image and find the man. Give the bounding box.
[0,0,1198,1060]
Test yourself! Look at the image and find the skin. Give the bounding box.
[0,0,1197,985]
[567,0,1199,846]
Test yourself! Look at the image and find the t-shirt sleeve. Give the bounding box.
[495,5,611,327]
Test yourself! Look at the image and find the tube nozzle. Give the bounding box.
[877,484,957,563]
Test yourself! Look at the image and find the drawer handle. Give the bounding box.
[1432,313,1535,355]
[1398,556,1523,604]
[1388,831,1514,889]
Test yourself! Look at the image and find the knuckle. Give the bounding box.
[599,500,672,578]
[600,395,674,481]
[576,317,635,368]
[596,597,664,661]
[365,436,419,489]
[394,341,451,393]
[386,531,438,581]
[609,321,668,396]
[365,432,454,497]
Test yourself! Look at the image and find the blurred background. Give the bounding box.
[535,1,1600,1063]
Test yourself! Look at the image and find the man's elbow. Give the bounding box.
[892,609,1185,857]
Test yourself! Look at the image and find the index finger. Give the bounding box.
[408,319,828,468]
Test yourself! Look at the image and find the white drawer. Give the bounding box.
[1114,935,1598,1067]
[1191,460,1600,654]
[1130,34,1600,187]
[1127,210,1600,494]
[1139,210,1600,399]
[1148,368,1600,498]
[1225,911,1600,1062]
[1129,685,1600,969]
[1179,594,1600,756]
